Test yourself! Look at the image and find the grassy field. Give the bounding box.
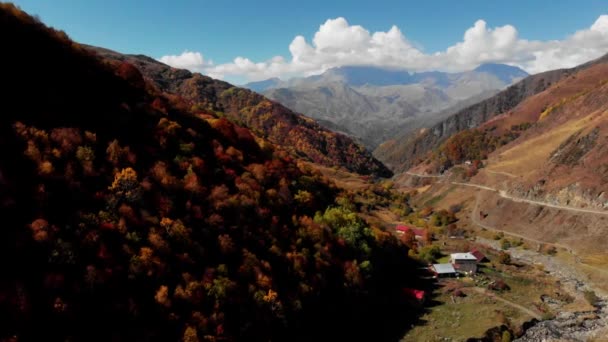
[402,288,507,341]
[401,237,565,341]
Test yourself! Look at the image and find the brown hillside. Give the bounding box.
[408,56,608,256]
[479,61,608,206]
[375,53,608,172]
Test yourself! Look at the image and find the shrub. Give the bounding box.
[493,232,504,240]
[488,279,510,292]
[584,290,600,307]
[497,251,511,265]
[417,245,442,263]
[449,204,462,214]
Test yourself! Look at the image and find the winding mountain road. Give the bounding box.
[404,171,444,178]
[407,170,608,216]
[451,181,608,216]
[471,191,608,276]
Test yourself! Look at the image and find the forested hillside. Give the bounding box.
[0,5,418,341]
[90,47,392,178]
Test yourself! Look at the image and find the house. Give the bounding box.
[450,252,478,274]
[464,160,472,166]
[470,249,487,262]
[395,225,426,239]
[403,288,426,304]
[430,263,457,278]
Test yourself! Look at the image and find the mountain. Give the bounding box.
[473,63,529,84]
[264,82,422,147]
[245,64,528,91]
[313,66,413,86]
[373,62,584,172]
[90,48,392,178]
[247,65,527,148]
[0,5,419,341]
[403,53,608,255]
[243,77,282,92]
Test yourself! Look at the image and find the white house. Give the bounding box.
[450,252,478,274]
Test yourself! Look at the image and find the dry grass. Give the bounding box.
[306,162,373,191]
[489,115,589,176]
[364,208,402,228]
[401,289,510,342]
[401,265,557,342]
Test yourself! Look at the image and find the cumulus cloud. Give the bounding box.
[159,15,608,82]
[158,50,212,72]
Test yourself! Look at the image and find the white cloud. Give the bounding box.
[158,15,608,82]
[158,50,212,72]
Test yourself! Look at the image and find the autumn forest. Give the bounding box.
[0,5,423,341]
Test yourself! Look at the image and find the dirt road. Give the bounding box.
[453,181,608,216]
[469,287,542,320]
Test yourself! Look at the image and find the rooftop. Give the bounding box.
[450,252,477,261]
[395,225,426,236]
[470,249,486,262]
[432,263,456,274]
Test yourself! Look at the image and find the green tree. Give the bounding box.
[418,245,442,263]
[314,205,371,254]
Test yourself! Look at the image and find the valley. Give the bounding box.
[2,2,608,342]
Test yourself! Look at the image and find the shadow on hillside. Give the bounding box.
[282,261,441,342]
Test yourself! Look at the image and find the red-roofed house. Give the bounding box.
[470,249,487,262]
[395,225,425,238]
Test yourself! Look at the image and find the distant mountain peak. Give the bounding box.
[473,63,529,83]
[318,65,412,87]
[244,77,283,92]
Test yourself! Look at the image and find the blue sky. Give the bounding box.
[12,0,608,83]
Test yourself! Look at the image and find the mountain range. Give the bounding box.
[246,64,528,148]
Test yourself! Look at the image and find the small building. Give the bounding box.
[450,252,478,274]
[430,263,457,278]
[470,249,487,263]
[464,160,472,166]
[395,225,425,239]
